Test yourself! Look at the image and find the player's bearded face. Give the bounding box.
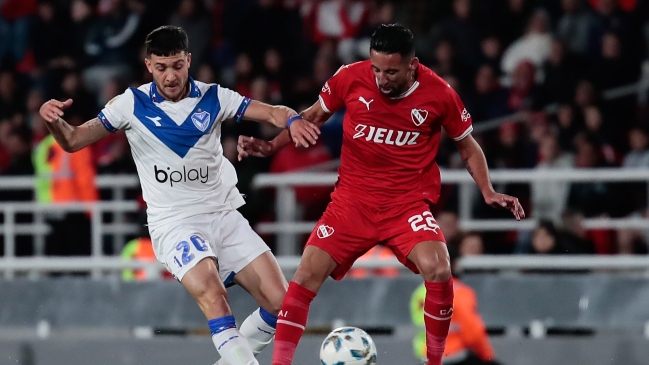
[145,52,192,102]
[370,50,417,97]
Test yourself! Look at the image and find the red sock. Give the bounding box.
[424,279,454,365]
[272,281,316,365]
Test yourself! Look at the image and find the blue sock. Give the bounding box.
[259,307,278,329]
[208,315,236,336]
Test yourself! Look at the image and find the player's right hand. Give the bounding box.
[39,99,73,123]
[288,117,320,148]
[237,135,273,161]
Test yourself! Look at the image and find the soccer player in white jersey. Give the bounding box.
[38,26,320,365]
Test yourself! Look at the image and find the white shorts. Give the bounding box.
[149,210,270,283]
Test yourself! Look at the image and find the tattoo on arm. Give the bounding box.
[87,119,103,128]
[464,157,474,177]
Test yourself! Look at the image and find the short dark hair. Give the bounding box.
[145,26,188,57]
[370,24,415,57]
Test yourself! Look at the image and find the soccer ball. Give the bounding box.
[319,326,377,365]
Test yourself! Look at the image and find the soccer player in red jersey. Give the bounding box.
[238,24,525,365]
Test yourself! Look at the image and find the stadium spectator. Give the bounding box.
[168,0,212,69]
[469,64,509,121]
[567,133,621,218]
[437,211,462,247]
[425,0,482,73]
[542,38,581,105]
[500,8,552,80]
[337,0,394,64]
[30,0,74,76]
[555,0,598,57]
[615,216,648,254]
[0,0,36,70]
[506,60,543,112]
[347,245,400,279]
[559,209,595,254]
[477,35,503,75]
[0,70,25,119]
[531,132,574,223]
[82,0,141,95]
[623,124,649,167]
[529,220,565,254]
[121,214,172,281]
[32,127,98,256]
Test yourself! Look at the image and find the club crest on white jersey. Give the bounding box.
[191,110,211,132]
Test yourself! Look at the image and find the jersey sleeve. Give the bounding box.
[97,90,133,132]
[318,65,351,114]
[216,85,250,123]
[440,86,473,141]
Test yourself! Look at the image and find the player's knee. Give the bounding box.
[292,269,327,293]
[418,256,451,282]
[260,285,286,315]
[184,270,229,310]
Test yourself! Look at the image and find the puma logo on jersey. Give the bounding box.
[353,124,420,146]
[358,96,374,110]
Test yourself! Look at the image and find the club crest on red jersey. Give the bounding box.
[411,108,428,126]
[316,224,335,238]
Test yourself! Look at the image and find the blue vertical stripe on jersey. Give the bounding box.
[234,97,251,123]
[131,84,221,158]
[97,111,117,133]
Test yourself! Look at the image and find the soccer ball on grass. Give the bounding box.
[319,326,377,365]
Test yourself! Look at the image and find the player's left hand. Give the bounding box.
[288,117,320,148]
[484,192,525,220]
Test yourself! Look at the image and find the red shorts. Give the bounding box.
[305,195,446,280]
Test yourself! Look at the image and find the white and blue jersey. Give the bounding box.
[98,78,251,229]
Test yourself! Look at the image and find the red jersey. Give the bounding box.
[318,60,473,206]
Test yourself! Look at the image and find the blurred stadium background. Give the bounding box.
[2,0,649,364]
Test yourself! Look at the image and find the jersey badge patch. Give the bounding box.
[192,109,211,132]
[411,108,428,126]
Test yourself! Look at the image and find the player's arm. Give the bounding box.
[242,100,320,148]
[39,99,110,152]
[237,100,330,160]
[454,134,525,220]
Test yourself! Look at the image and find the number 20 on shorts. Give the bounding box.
[408,211,440,233]
[173,234,209,268]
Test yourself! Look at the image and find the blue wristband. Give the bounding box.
[286,115,303,129]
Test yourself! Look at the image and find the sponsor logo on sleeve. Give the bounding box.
[461,108,471,122]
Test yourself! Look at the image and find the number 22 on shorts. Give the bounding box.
[173,234,209,268]
[408,211,440,233]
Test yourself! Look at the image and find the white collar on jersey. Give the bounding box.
[149,77,202,103]
[375,77,420,99]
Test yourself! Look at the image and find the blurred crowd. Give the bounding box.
[1,0,649,256]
